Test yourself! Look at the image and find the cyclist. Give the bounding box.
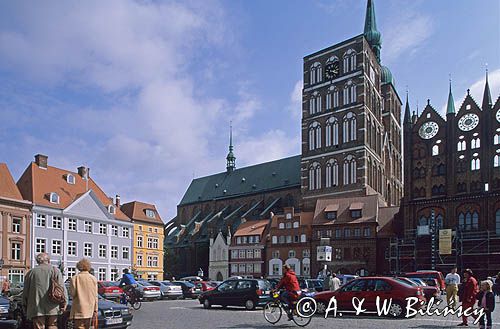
[275,264,301,320]
[118,269,138,299]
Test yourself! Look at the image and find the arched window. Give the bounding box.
[50,192,59,204]
[458,211,479,231]
[308,121,321,150]
[325,117,339,147]
[494,154,500,168]
[342,112,356,143]
[343,155,357,185]
[326,88,332,110]
[308,162,321,190]
[432,145,439,156]
[494,130,500,145]
[471,138,480,149]
[310,62,322,84]
[471,157,480,171]
[333,87,339,108]
[342,49,356,73]
[342,80,356,105]
[325,159,339,188]
[419,216,428,226]
[309,91,321,115]
[457,141,466,152]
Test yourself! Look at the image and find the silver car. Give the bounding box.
[136,282,161,301]
[149,281,183,300]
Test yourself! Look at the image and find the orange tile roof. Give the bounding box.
[17,162,130,222]
[313,195,379,225]
[121,201,164,225]
[234,219,269,237]
[0,163,25,201]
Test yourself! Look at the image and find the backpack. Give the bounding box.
[48,267,66,307]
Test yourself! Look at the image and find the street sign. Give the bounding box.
[439,229,452,255]
[316,246,332,262]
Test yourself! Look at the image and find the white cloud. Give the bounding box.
[383,9,433,63]
[287,80,303,119]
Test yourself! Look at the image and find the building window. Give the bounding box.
[272,250,279,259]
[325,211,337,220]
[99,244,107,258]
[84,243,92,257]
[111,225,118,236]
[67,241,77,256]
[351,210,362,219]
[342,112,356,143]
[432,145,439,156]
[310,62,322,84]
[147,238,159,249]
[354,228,361,237]
[111,245,118,259]
[363,227,371,237]
[343,49,356,73]
[122,227,130,238]
[494,154,500,168]
[335,229,341,238]
[344,228,351,238]
[11,242,21,260]
[325,159,339,188]
[325,117,339,147]
[66,174,75,184]
[272,236,277,244]
[50,192,59,204]
[494,131,500,145]
[98,268,106,281]
[137,236,143,248]
[343,155,357,185]
[147,256,158,267]
[68,218,77,231]
[289,250,296,258]
[308,162,321,190]
[36,214,46,227]
[145,209,156,218]
[471,157,480,171]
[238,250,245,259]
[343,80,356,105]
[308,121,321,150]
[471,138,480,149]
[99,223,107,235]
[278,223,284,229]
[111,269,119,281]
[300,234,306,243]
[67,267,76,278]
[279,236,285,244]
[293,221,299,228]
[12,217,21,233]
[108,205,116,214]
[246,249,254,259]
[35,238,46,253]
[84,221,92,233]
[457,141,466,151]
[8,270,24,284]
[272,264,280,276]
[122,247,129,260]
[458,211,479,231]
[52,240,62,255]
[231,250,238,259]
[137,254,143,266]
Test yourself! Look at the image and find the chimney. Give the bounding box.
[35,154,48,169]
[115,194,121,207]
[77,166,89,179]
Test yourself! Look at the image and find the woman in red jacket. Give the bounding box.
[458,268,479,326]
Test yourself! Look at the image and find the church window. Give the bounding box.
[325,159,339,188]
[494,154,500,168]
[343,80,356,105]
[342,49,356,73]
[458,211,479,231]
[326,89,332,110]
[308,162,321,190]
[333,87,339,108]
[342,112,357,143]
[310,62,322,84]
[432,145,439,156]
[471,157,480,171]
[494,129,500,145]
[343,155,357,185]
[308,122,321,150]
[471,138,480,149]
[325,117,339,147]
[457,141,466,152]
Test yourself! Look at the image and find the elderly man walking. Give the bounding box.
[22,253,67,329]
[69,259,98,329]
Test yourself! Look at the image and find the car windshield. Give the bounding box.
[161,281,173,286]
[100,282,116,287]
[139,282,154,286]
[206,282,218,287]
[177,281,194,288]
[395,278,417,286]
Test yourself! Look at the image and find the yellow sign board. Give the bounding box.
[439,229,452,255]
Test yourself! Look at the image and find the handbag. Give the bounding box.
[48,266,66,307]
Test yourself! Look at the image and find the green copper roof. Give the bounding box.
[482,70,492,109]
[179,155,300,206]
[381,66,393,85]
[226,124,236,172]
[447,81,455,115]
[364,0,381,61]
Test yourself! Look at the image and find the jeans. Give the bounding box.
[478,310,492,328]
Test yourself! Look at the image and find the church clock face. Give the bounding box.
[419,121,439,140]
[458,113,479,131]
[496,109,500,123]
[325,61,340,80]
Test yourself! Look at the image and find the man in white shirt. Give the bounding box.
[331,273,341,291]
[445,267,460,306]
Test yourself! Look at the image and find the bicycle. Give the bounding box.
[120,287,142,310]
[263,290,316,327]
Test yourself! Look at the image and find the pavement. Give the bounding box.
[130,298,500,329]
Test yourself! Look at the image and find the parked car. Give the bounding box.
[0,297,9,319]
[198,281,218,292]
[314,277,425,318]
[337,274,359,286]
[298,279,323,293]
[179,276,202,282]
[404,271,445,290]
[306,279,324,292]
[396,277,440,302]
[148,281,183,300]
[11,292,133,329]
[98,281,124,300]
[173,281,202,299]
[136,282,161,301]
[266,278,279,289]
[199,279,272,310]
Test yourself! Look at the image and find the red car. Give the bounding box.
[397,277,440,302]
[198,281,218,292]
[314,277,425,318]
[97,281,123,300]
[404,271,445,291]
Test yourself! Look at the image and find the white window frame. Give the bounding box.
[52,239,62,255]
[35,238,46,253]
[122,246,130,260]
[67,241,77,256]
[84,221,92,233]
[67,218,77,231]
[12,217,21,233]
[111,245,118,259]
[98,244,107,258]
[84,243,93,257]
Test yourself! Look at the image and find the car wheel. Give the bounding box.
[245,299,255,311]
[203,299,211,309]
[388,301,404,318]
[316,301,327,315]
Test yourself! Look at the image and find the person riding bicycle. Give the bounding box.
[274,264,301,320]
[118,269,138,298]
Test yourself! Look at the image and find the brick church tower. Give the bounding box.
[300,0,403,210]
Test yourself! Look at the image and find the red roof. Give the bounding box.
[234,219,269,237]
[121,201,164,225]
[0,163,25,201]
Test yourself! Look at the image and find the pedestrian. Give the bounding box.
[493,272,500,299]
[22,253,67,329]
[476,279,495,329]
[331,273,341,291]
[1,279,10,296]
[323,272,332,291]
[445,267,460,307]
[69,259,98,329]
[458,268,479,327]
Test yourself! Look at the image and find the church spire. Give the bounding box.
[404,90,411,124]
[446,78,456,115]
[482,67,492,109]
[226,122,236,172]
[364,0,382,62]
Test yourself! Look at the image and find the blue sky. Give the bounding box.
[0,0,499,222]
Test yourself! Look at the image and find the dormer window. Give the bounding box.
[326,211,337,220]
[66,174,75,184]
[50,192,59,204]
[145,209,156,218]
[324,204,339,221]
[349,202,363,219]
[108,205,116,214]
[285,213,292,220]
[351,210,362,219]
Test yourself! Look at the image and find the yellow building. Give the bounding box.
[121,201,164,280]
